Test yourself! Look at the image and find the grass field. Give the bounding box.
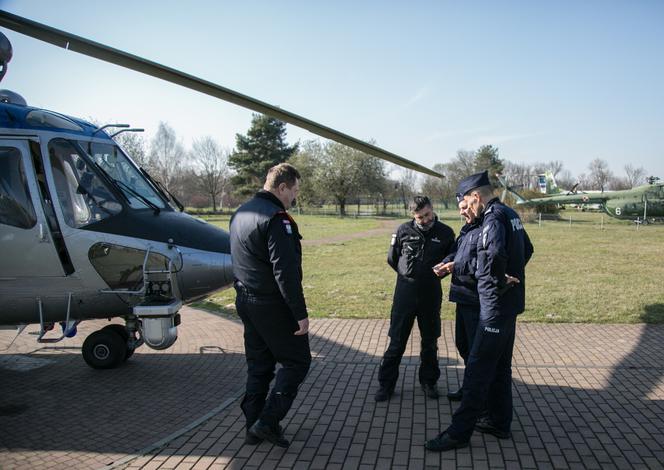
[196,210,664,324]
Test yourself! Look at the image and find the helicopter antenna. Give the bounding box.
[93,123,129,135]
[111,128,144,138]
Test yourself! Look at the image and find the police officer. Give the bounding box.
[375,196,455,402]
[426,171,533,452]
[433,197,483,402]
[230,163,311,448]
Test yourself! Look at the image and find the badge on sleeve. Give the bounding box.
[390,233,397,246]
[283,219,293,235]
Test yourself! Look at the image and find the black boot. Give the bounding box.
[425,431,469,452]
[421,383,439,399]
[446,388,463,401]
[374,385,394,402]
[249,420,289,448]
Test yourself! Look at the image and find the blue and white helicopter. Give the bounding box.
[0,11,441,369]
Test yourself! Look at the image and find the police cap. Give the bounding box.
[456,170,491,201]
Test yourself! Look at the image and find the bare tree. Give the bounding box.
[624,164,646,188]
[545,160,564,178]
[503,161,533,191]
[421,163,450,208]
[588,158,613,190]
[192,136,229,212]
[149,122,185,193]
[114,131,148,168]
[397,169,418,215]
[556,169,575,191]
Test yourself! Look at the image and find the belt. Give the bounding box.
[234,281,283,303]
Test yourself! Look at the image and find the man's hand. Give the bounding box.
[505,274,520,285]
[433,261,454,277]
[294,318,309,335]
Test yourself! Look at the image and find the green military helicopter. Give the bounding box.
[500,176,664,223]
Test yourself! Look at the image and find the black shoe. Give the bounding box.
[446,388,463,401]
[425,431,469,452]
[248,420,289,448]
[244,430,262,445]
[374,386,394,402]
[475,417,511,439]
[245,424,284,445]
[421,383,439,400]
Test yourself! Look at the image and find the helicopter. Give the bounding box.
[0,11,441,369]
[499,173,664,222]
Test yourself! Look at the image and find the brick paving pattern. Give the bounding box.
[1,308,663,469]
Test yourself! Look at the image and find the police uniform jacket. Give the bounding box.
[476,198,534,317]
[443,220,482,306]
[388,218,455,286]
[230,190,307,321]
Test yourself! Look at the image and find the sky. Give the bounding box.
[1,0,663,180]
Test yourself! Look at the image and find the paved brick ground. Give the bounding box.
[2,308,664,469]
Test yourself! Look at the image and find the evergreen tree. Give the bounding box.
[474,144,504,188]
[229,114,298,196]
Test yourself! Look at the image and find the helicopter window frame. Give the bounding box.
[0,146,38,229]
[78,140,167,210]
[26,110,84,132]
[48,138,123,229]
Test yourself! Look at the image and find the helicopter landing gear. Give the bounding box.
[101,324,135,361]
[82,321,142,369]
[82,328,126,369]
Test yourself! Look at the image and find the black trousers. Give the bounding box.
[447,313,517,441]
[378,279,442,389]
[235,289,311,429]
[454,303,480,365]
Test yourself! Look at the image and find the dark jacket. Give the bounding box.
[444,220,482,306]
[229,190,307,321]
[476,198,534,318]
[388,218,455,285]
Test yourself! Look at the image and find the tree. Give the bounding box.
[556,169,575,191]
[545,160,564,178]
[289,140,324,208]
[473,144,504,187]
[192,136,229,212]
[442,150,476,197]
[396,169,418,215]
[316,142,385,216]
[502,161,533,192]
[229,114,298,196]
[115,131,148,168]
[421,163,450,208]
[624,164,646,188]
[588,158,612,190]
[148,122,185,193]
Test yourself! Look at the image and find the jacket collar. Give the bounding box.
[255,189,285,210]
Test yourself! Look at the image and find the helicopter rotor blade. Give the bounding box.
[0,10,443,178]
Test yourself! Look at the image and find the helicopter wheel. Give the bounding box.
[101,324,135,361]
[82,329,126,369]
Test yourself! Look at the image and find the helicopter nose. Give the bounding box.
[176,249,234,303]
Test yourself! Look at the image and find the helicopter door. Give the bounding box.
[0,139,65,277]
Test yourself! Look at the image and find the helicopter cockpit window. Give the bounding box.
[48,139,122,228]
[26,110,83,132]
[0,147,37,229]
[79,141,166,210]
